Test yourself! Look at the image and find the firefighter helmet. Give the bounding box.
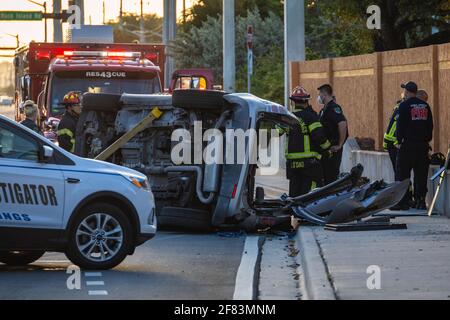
[61,91,82,106]
[289,86,311,102]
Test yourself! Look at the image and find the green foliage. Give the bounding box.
[236,47,284,104]
[305,0,450,54]
[107,13,163,43]
[169,9,283,85]
[187,0,283,28]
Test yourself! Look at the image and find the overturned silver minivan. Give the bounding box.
[75,90,409,230]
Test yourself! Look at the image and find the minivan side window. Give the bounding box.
[0,124,39,161]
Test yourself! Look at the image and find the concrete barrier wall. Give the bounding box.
[290,43,450,153]
[340,142,449,217]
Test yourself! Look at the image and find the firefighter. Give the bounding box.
[57,91,82,153]
[395,81,433,211]
[20,100,42,134]
[284,86,332,197]
[317,84,348,185]
[383,93,405,177]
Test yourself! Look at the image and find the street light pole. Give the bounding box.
[163,0,177,89]
[223,0,236,93]
[140,0,145,43]
[284,0,305,107]
[53,0,62,42]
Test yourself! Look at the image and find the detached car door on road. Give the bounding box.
[0,120,65,248]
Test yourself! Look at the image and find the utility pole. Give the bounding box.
[119,0,123,28]
[53,0,62,42]
[102,0,106,25]
[140,0,145,43]
[27,0,47,42]
[247,26,253,93]
[44,2,47,42]
[183,0,186,26]
[163,0,177,89]
[223,0,235,93]
[284,0,305,107]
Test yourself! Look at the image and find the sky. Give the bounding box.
[0,0,195,61]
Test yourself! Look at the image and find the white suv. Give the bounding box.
[0,114,157,269]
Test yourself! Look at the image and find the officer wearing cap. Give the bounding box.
[20,100,42,134]
[57,91,82,153]
[317,84,349,185]
[395,81,433,210]
[281,86,332,197]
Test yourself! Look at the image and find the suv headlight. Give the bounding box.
[126,176,151,191]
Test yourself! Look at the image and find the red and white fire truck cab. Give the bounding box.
[14,42,165,132]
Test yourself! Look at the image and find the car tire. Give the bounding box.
[0,250,45,266]
[172,89,228,110]
[157,207,212,232]
[65,203,134,270]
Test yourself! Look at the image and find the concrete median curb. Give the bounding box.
[295,226,336,300]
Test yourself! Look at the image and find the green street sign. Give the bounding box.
[0,11,43,21]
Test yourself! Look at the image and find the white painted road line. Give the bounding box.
[86,281,105,286]
[233,236,264,300]
[85,272,102,277]
[88,290,108,296]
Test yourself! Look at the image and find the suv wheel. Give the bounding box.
[66,203,133,270]
[0,250,45,266]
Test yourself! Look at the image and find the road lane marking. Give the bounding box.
[233,236,264,300]
[84,272,108,296]
[86,281,105,286]
[85,272,102,277]
[153,234,186,241]
[88,290,108,296]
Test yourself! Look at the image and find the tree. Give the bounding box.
[187,0,283,28]
[306,0,450,53]
[236,47,284,104]
[107,13,163,43]
[170,9,283,82]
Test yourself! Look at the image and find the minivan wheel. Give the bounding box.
[66,203,133,270]
[0,250,45,266]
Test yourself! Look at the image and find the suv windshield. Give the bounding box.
[50,71,161,116]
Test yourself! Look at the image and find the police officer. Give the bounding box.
[317,84,348,185]
[20,100,42,134]
[283,86,332,197]
[396,81,433,210]
[57,91,82,153]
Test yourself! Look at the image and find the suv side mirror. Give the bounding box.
[39,145,54,163]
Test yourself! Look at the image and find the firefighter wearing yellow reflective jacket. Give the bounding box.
[383,95,404,179]
[285,87,332,197]
[57,91,82,153]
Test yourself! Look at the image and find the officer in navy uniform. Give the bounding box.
[395,81,433,210]
[317,84,348,185]
[281,86,332,197]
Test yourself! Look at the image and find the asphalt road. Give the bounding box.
[0,231,245,300]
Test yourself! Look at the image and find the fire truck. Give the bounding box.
[13,42,165,135]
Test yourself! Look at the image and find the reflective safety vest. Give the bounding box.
[57,111,78,153]
[383,104,400,150]
[281,107,331,163]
